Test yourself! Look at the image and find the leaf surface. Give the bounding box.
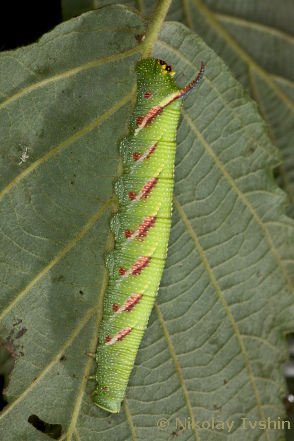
[0,5,293,441]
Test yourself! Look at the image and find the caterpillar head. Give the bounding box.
[135,58,180,98]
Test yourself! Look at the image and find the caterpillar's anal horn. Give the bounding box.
[178,61,204,100]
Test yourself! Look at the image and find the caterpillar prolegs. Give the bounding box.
[91,58,204,413]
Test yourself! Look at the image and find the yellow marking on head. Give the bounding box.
[158,60,175,76]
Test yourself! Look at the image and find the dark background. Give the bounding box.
[0,0,61,51]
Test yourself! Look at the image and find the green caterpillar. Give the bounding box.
[91,58,204,413]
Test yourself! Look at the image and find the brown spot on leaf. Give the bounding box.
[15,328,27,339]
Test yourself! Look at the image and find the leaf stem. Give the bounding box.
[141,0,173,58]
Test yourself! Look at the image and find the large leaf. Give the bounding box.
[0,4,294,441]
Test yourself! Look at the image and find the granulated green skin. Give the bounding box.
[91,58,203,413]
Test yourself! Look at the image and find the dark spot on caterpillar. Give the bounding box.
[60,355,67,362]
[159,60,167,65]
[136,116,144,126]
[124,216,155,241]
[143,106,163,127]
[119,256,151,277]
[133,152,141,161]
[133,142,157,162]
[128,177,158,202]
[124,230,133,238]
[138,216,156,240]
[144,91,152,99]
[146,142,157,159]
[123,293,142,311]
[113,293,143,313]
[105,327,133,344]
[15,328,27,339]
[142,177,158,199]
[116,327,132,342]
[165,65,173,72]
[131,256,151,276]
[103,386,109,391]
